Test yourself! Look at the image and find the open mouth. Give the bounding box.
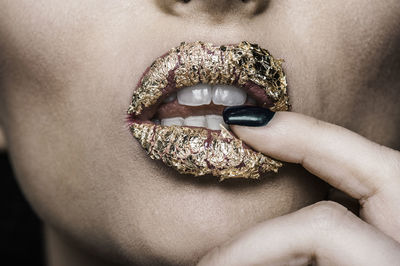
[151,83,257,129]
[127,41,290,180]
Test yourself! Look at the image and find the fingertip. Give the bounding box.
[223,106,276,127]
[228,110,284,138]
[227,111,315,163]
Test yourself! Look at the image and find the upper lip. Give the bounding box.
[127,41,290,123]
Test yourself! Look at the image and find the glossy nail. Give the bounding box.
[223,106,275,127]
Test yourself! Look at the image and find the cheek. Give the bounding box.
[250,0,400,146]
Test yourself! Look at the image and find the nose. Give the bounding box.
[155,0,269,21]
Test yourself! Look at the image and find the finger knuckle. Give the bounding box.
[308,201,351,233]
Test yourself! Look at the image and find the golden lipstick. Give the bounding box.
[127,41,289,180]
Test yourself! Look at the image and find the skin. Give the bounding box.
[0,0,399,265]
[199,114,400,265]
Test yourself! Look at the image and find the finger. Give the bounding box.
[198,201,400,266]
[229,111,400,202]
[229,111,400,240]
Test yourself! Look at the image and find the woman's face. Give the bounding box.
[1,0,399,265]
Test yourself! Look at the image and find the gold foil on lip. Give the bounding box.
[127,41,290,180]
[130,123,282,180]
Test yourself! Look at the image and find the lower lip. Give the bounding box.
[129,122,282,180]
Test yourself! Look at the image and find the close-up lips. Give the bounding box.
[127,41,290,180]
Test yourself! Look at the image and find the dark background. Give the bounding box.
[0,152,44,265]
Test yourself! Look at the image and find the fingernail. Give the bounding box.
[223,106,275,127]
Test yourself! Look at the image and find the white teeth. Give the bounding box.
[177,84,212,106]
[183,116,206,127]
[163,92,177,103]
[205,115,227,130]
[212,85,247,106]
[160,115,226,130]
[176,84,247,107]
[159,84,248,129]
[161,117,184,126]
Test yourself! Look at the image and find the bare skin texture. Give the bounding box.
[0,1,399,265]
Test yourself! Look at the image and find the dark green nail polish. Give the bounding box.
[223,106,275,127]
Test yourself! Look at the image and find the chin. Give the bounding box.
[101,164,328,266]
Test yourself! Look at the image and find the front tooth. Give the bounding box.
[212,85,247,106]
[161,117,184,126]
[177,84,212,106]
[183,116,206,127]
[206,115,227,130]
